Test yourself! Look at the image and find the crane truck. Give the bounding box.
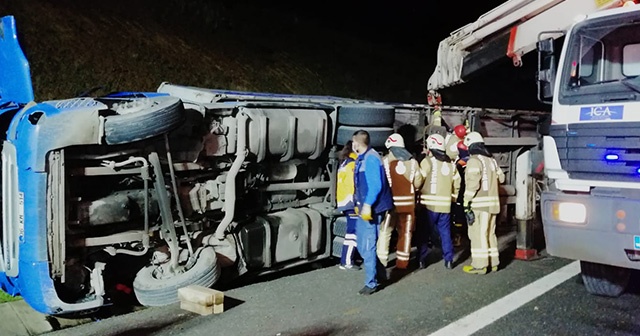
[428,0,640,297]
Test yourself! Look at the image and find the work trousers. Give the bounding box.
[417,208,454,263]
[356,214,387,289]
[340,214,359,266]
[377,211,414,269]
[468,210,500,269]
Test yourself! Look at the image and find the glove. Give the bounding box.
[354,206,359,215]
[464,203,475,226]
[360,204,373,221]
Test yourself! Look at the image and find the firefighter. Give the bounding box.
[336,140,360,270]
[447,125,469,247]
[445,124,468,161]
[378,133,424,269]
[452,140,470,247]
[416,133,461,270]
[462,132,505,274]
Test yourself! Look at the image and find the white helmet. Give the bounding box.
[426,134,445,151]
[464,131,484,147]
[385,133,405,148]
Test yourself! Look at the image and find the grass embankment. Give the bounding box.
[0,0,428,103]
[0,290,21,303]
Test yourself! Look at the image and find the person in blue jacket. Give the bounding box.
[351,130,394,295]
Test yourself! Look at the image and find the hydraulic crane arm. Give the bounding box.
[427,0,624,91]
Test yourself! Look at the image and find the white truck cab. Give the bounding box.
[428,0,640,297]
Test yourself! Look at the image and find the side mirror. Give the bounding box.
[538,38,554,54]
[537,37,557,104]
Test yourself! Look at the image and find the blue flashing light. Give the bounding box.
[605,154,619,161]
[637,167,640,174]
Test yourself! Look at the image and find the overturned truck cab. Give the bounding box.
[0,15,412,315]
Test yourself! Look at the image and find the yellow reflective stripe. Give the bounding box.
[420,195,451,201]
[394,196,414,200]
[471,252,490,257]
[394,201,415,206]
[420,201,451,206]
[409,160,417,186]
[383,158,392,186]
[471,202,500,207]
[473,196,500,202]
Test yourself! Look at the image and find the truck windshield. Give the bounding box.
[559,10,640,105]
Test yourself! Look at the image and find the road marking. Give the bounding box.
[426,260,581,336]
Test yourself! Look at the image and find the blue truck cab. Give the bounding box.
[0,15,185,314]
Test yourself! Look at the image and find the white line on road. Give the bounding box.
[426,260,581,336]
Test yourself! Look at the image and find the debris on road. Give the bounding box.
[178,285,224,316]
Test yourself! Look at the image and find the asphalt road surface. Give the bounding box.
[46,247,640,336]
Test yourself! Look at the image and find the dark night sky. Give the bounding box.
[265,0,508,55]
[2,0,544,109]
[258,0,547,110]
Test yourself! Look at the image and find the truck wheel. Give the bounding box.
[101,96,185,145]
[336,126,394,148]
[580,261,630,297]
[337,104,395,127]
[133,247,220,306]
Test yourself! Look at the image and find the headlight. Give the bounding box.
[552,202,587,224]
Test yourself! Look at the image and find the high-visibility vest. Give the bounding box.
[383,157,418,214]
[419,156,460,213]
[336,153,357,212]
[463,155,504,214]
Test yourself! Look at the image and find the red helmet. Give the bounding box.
[454,125,467,138]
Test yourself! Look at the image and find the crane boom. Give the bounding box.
[427,0,623,91]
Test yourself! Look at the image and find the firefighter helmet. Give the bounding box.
[463,131,484,147]
[453,124,467,138]
[385,133,405,148]
[426,134,445,151]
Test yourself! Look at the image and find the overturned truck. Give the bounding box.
[0,15,543,315]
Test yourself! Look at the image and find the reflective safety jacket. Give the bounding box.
[336,153,357,212]
[382,152,423,214]
[463,154,506,214]
[418,156,461,213]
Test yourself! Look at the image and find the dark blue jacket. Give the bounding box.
[354,147,393,215]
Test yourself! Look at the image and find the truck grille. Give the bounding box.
[550,122,640,182]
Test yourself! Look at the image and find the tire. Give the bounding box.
[332,217,347,237]
[580,261,630,297]
[336,126,394,148]
[133,247,220,306]
[337,104,395,127]
[102,96,185,145]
